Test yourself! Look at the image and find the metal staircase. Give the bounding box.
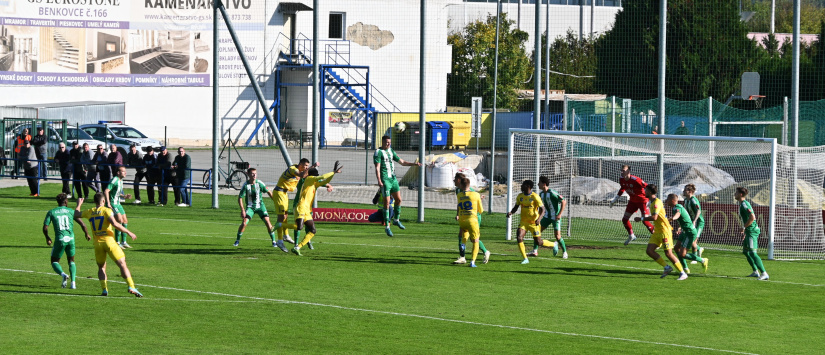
[53,30,79,71]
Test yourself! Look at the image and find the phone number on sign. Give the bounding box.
[39,7,109,18]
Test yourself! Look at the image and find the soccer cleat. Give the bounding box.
[469,262,477,268]
[128,287,144,298]
[527,251,538,257]
[70,281,76,289]
[385,227,393,237]
[61,274,69,288]
[684,268,691,274]
[133,199,142,205]
[283,236,295,244]
[275,240,289,253]
[176,203,188,207]
[101,290,108,296]
[483,251,491,264]
[307,241,314,250]
[553,244,559,256]
[118,242,125,249]
[660,265,673,278]
[677,273,688,281]
[758,272,770,281]
[122,243,132,249]
[562,251,568,259]
[747,271,760,277]
[291,247,302,256]
[521,258,530,265]
[393,219,406,230]
[690,261,698,264]
[233,240,240,247]
[624,234,637,246]
[453,257,466,264]
[702,258,709,273]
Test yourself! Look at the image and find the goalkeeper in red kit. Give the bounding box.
[609,165,654,245]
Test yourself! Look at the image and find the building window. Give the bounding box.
[329,13,344,39]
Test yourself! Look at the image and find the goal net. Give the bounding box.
[506,129,825,260]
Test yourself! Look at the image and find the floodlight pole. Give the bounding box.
[418,0,426,222]
[312,0,319,208]
[216,3,292,167]
[657,0,667,189]
[211,1,220,208]
[489,0,501,213]
[791,0,800,209]
[533,0,541,183]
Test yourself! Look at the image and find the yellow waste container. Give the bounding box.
[447,120,471,149]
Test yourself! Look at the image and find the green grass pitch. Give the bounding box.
[1,184,824,354]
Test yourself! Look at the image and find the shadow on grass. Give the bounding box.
[310,254,453,266]
[133,248,253,256]
[486,266,654,278]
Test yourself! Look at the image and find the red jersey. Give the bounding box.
[617,175,648,203]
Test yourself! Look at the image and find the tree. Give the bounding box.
[533,30,598,94]
[447,13,532,111]
[746,0,825,34]
[595,0,761,101]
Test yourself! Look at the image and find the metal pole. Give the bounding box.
[563,95,568,130]
[792,0,800,148]
[418,0,426,222]
[505,130,514,241]
[533,0,541,182]
[544,0,550,129]
[216,3,292,166]
[579,0,584,41]
[312,0,320,209]
[657,0,667,189]
[770,0,776,34]
[211,2,220,208]
[489,0,501,213]
[768,138,778,260]
[590,0,595,37]
[611,96,616,157]
[783,97,788,145]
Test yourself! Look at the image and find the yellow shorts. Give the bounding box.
[649,231,674,250]
[273,191,289,215]
[458,218,480,243]
[519,221,541,237]
[295,212,312,222]
[94,238,125,265]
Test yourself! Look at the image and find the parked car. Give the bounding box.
[79,123,162,153]
[4,123,104,160]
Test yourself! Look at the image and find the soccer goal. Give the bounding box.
[506,129,825,260]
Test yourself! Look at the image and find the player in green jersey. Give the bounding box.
[452,173,490,264]
[666,194,709,273]
[735,187,769,280]
[43,193,90,289]
[104,167,133,249]
[234,168,279,248]
[682,184,705,262]
[374,135,421,237]
[537,176,566,258]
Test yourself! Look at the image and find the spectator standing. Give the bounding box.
[674,121,690,135]
[23,140,39,196]
[70,141,89,199]
[54,142,72,196]
[143,146,159,205]
[172,147,192,207]
[125,145,145,204]
[79,143,98,195]
[157,146,172,206]
[92,144,109,189]
[13,128,32,179]
[107,144,123,177]
[32,127,47,177]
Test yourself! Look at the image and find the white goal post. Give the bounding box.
[505,129,825,261]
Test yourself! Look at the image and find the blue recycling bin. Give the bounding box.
[426,121,449,148]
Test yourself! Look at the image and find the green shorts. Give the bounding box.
[245,207,269,220]
[111,204,125,216]
[380,177,400,198]
[50,237,76,259]
[678,229,698,249]
[540,217,561,231]
[742,227,760,251]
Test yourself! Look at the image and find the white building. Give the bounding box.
[0,0,621,146]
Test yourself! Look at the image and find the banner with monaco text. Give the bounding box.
[0,0,264,86]
[310,208,382,224]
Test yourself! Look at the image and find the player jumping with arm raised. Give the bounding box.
[271,158,317,249]
[291,161,342,256]
[610,165,654,245]
[374,135,422,237]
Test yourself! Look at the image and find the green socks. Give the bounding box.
[744,251,757,271]
[122,224,128,243]
[69,262,76,282]
[532,240,539,252]
[478,240,488,253]
[383,208,390,225]
[679,256,689,271]
[684,253,703,263]
[393,205,401,220]
[236,232,242,241]
[294,229,302,245]
[748,251,767,273]
[558,238,567,252]
[269,231,276,242]
[51,261,64,275]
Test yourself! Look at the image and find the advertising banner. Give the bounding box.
[0,0,265,86]
[311,208,381,224]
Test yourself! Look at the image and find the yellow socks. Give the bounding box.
[471,241,480,263]
[518,242,527,259]
[100,279,108,291]
[672,261,685,273]
[541,239,554,248]
[125,277,136,289]
[655,257,667,267]
[298,232,315,248]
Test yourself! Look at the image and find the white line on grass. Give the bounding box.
[0,267,758,355]
[3,291,265,303]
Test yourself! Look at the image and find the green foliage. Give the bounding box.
[596,0,760,101]
[447,13,532,111]
[535,30,598,94]
[746,0,825,33]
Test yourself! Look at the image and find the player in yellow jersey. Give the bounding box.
[456,176,484,267]
[452,173,490,264]
[634,184,688,280]
[506,180,546,264]
[74,193,144,297]
[271,158,317,250]
[291,161,342,256]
